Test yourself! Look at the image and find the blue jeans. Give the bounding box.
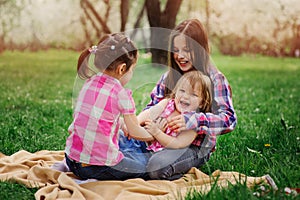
[146,145,210,180]
[65,153,149,181]
[119,131,211,181]
[119,131,151,166]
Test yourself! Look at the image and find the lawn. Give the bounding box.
[0,50,299,199]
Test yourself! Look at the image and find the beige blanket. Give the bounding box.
[0,150,276,200]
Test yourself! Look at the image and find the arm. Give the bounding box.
[122,99,168,139]
[144,119,198,149]
[137,99,169,125]
[125,99,167,140]
[123,114,154,141]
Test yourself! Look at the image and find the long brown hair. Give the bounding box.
[170,71,212,112]
[77,33,138,79]
[165,19,210,97]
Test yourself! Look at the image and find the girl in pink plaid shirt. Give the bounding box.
[65,33,153,180]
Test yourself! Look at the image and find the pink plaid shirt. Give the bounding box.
[65,73,135,166]
[147,99,208,152]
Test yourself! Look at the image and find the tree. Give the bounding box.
[80,0,182,65]
[120,0,129,32]
[80,0,112,43]
[145,0,182,65]
[1,0,184,58]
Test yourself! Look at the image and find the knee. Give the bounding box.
[147,168,170,180]
[146,158,170,180]
[146,155,162,172]
[148,170,163,180]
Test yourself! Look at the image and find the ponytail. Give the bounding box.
[77,49,93,79]
[76,33,138,80]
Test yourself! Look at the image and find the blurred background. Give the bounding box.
[1,0,299,58]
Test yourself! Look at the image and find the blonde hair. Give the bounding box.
[170,71,212,112]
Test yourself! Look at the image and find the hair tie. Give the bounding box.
[89,45,98,54]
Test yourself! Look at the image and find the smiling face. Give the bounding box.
[173,34,194,72]
[171,71,213,113]
[174,82,201,113]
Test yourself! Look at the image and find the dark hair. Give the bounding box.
[77,33,138,79]
[165,19,210,97]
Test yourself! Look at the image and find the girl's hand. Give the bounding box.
[144,118,167,136]
[154,117,168,132]
[167,115,186,133]
[122,124,130,139]
[120,118,130,139]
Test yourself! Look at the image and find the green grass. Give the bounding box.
[0,50,299,199]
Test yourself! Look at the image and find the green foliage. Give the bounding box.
[0,51,299,199]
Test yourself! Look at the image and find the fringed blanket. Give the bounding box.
[0,150,277,200]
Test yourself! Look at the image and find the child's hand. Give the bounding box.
[154,117,168,132]
[167,115,186,133]
[120,118,130,139]
[122,125,131,139]
[144,117,167,136]
[144,120,160,136]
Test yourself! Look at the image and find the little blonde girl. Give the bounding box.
[139,71,212,152]
[65,33,153,181]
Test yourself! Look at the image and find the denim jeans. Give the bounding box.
[119,130,211,181]
[146,145,211,180]
[119,130,151,166]
[65,153,149,181]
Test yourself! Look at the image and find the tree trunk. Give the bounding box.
[145,0,182,66]
[120,0,129,32]
[130,0,146,39]
[80,0,111,34]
